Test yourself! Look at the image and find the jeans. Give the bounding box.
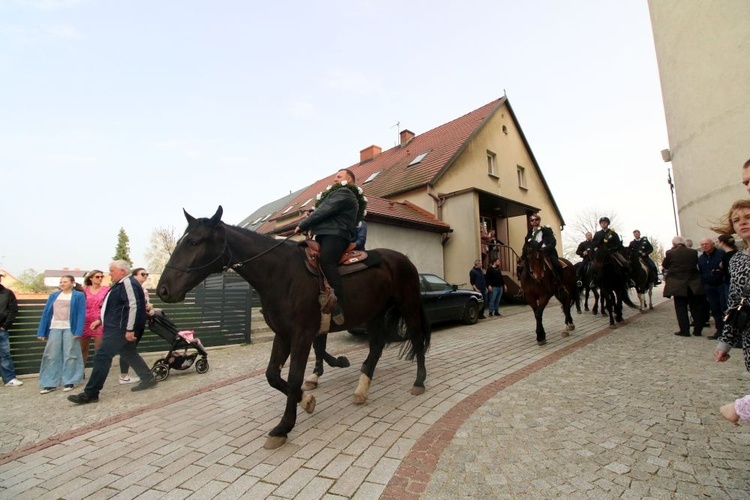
[488,286,503,314]
[38,329,84,388]
[704,284,725,333]
[0,328,17,383]
[85,329,153,398]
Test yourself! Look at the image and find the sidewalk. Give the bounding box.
[1,295,749,499]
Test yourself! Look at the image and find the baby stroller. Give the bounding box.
[148,310,209,381]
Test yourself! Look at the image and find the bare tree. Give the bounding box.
[145,226,177,274]
[649,236,666,267]
[562,207,622,261]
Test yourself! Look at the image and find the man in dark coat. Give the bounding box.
[470,259,488,319]
[662,236,707,337]
[698,237,727,338]
[524,213,563,284]
[628,229,661,285]
[295,169,359,325]
[575,232,593,286]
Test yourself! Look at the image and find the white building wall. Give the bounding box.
[366,223,444,276]
[648,0,750,239]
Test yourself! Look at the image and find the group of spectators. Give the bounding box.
[0,262,158,404]
[662,158,750,425]
[469,258,508,319]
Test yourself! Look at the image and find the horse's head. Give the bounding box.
[524,246,547,281]
[590,245,611,270]
[158,206,227,303]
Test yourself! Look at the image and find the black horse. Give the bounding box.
[574,261,603,315]
[518,247,578,345]
[157,207,431,449]
[591,245,638,327]
[626,248,658,312]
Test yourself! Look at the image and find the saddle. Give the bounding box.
[299,240,368,272]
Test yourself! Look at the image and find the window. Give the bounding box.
[300,198,313,208]
[364,171,381,183]
[281,205,294,215]
[517,166,527,189]
[486,151,497,176]
[408,151,429,166]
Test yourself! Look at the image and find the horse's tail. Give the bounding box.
[621,287,639,309]
[398,301,431,361]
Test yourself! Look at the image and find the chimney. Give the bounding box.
[400,129,415,146]
[360,145,382,163]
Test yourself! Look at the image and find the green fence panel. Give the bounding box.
[8,288,253,376]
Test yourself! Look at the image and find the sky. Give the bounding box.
[0,0,676,277]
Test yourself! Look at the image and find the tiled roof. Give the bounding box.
[254,98,505,234]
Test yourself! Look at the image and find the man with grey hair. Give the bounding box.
[662,236,706,337]
[68,260,157,404]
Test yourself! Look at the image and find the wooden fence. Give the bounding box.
[8,288,254,376]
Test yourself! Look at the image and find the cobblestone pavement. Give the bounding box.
[1,294,749,499]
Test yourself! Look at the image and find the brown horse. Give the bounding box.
[157,207,430,449]
[518,248,578,345]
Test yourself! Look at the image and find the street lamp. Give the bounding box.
[661,149,680,235]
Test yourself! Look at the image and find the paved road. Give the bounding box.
[1,293,749,499]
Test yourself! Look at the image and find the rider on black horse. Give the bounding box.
[592,217,634,286]
[575,231,594,287]
[524,212,566,296]
[627,229,662,285]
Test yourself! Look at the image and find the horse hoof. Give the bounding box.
[352,393,367,405]
[335,356,351,368]
[302,374,319,391]
[300,394,316,414]
[640,309,646,314]
[609,324,617,329]
[537,340,547,346]
[561,331,570,338]
[567,324,575,331]
[264,435,287,450]
[649,306,654,310]
[410,385,426,396]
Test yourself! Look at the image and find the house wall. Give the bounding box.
[440,191,479,286]
[648,0,750,239]
[366,223,444,276]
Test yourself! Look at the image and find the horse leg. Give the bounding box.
[648,287,654,310]
[403,304,430,396]
[265,336,315,450]
[533,299,549,345]
[561,292,575,335]
[354,331,387,404]
[302,334,351,391]
[584,288,590,311]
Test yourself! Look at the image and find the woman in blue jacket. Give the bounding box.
[37,275,86,394]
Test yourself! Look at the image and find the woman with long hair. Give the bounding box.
[36,275,86,393]
[712,199,750,423]
[81,270,109,367]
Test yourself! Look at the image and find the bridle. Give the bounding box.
[164,223,294,274]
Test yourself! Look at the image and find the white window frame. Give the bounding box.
[487,150,497,177]
[517,166,527,189]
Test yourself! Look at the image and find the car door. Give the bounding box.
[420,274,460,324]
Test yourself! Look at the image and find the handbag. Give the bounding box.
[724,296,750,331]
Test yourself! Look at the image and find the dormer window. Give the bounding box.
[300,198,313,207]
[261,213,272,222]
[281,205,294,215]
[364,171,381,184]
[408,152,429,166]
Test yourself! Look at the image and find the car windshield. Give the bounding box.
[421,274,453,292]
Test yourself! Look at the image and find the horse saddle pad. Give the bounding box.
[299,240,380,276]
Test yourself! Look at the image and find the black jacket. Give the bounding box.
[576,239,593,260]
[299,187,358,241]
[525,226,557,254]
[628,237,654,257]
[593,228,622,252]
[0,285,18,330]
[103,276,147,334]
[485,266,504,287]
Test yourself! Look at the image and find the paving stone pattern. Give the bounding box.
[1,294,749,499]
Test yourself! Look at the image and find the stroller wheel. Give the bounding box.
[152,361,170,381]
[195,357,209,374]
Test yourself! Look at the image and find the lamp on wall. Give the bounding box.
[661,148,679,235]
[661,149,671,162]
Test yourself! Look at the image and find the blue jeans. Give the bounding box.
[85,329,153,398]
[488,286,503,314]
[0,328,18,383]
[38,329,84,388]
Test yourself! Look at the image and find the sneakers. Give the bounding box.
[119,375,140,385]
[131,376,158,392]
[63,384,74,392]
[4,378,23,387]
[68,392,99,405]
[40,387,56,394]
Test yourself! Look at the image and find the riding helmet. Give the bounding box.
[599,217,611,224]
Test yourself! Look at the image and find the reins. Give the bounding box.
[228,234,295,270]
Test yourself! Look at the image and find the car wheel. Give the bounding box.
[462,300,479,325]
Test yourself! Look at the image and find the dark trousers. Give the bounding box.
[85,329,153,398]
[674,290,707,335]
[317,235,350,309]
[119,328,144,374]
[478,289,487,317]
[704,284,725,333]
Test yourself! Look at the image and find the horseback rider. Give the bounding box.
[294,168,359,325]
[628,229,662,285]
[592,217,633,285]
[575,231,594,287]
[524,212,566,294]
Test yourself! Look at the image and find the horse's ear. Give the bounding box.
[184,209,196,224]
[210,206,223,225]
